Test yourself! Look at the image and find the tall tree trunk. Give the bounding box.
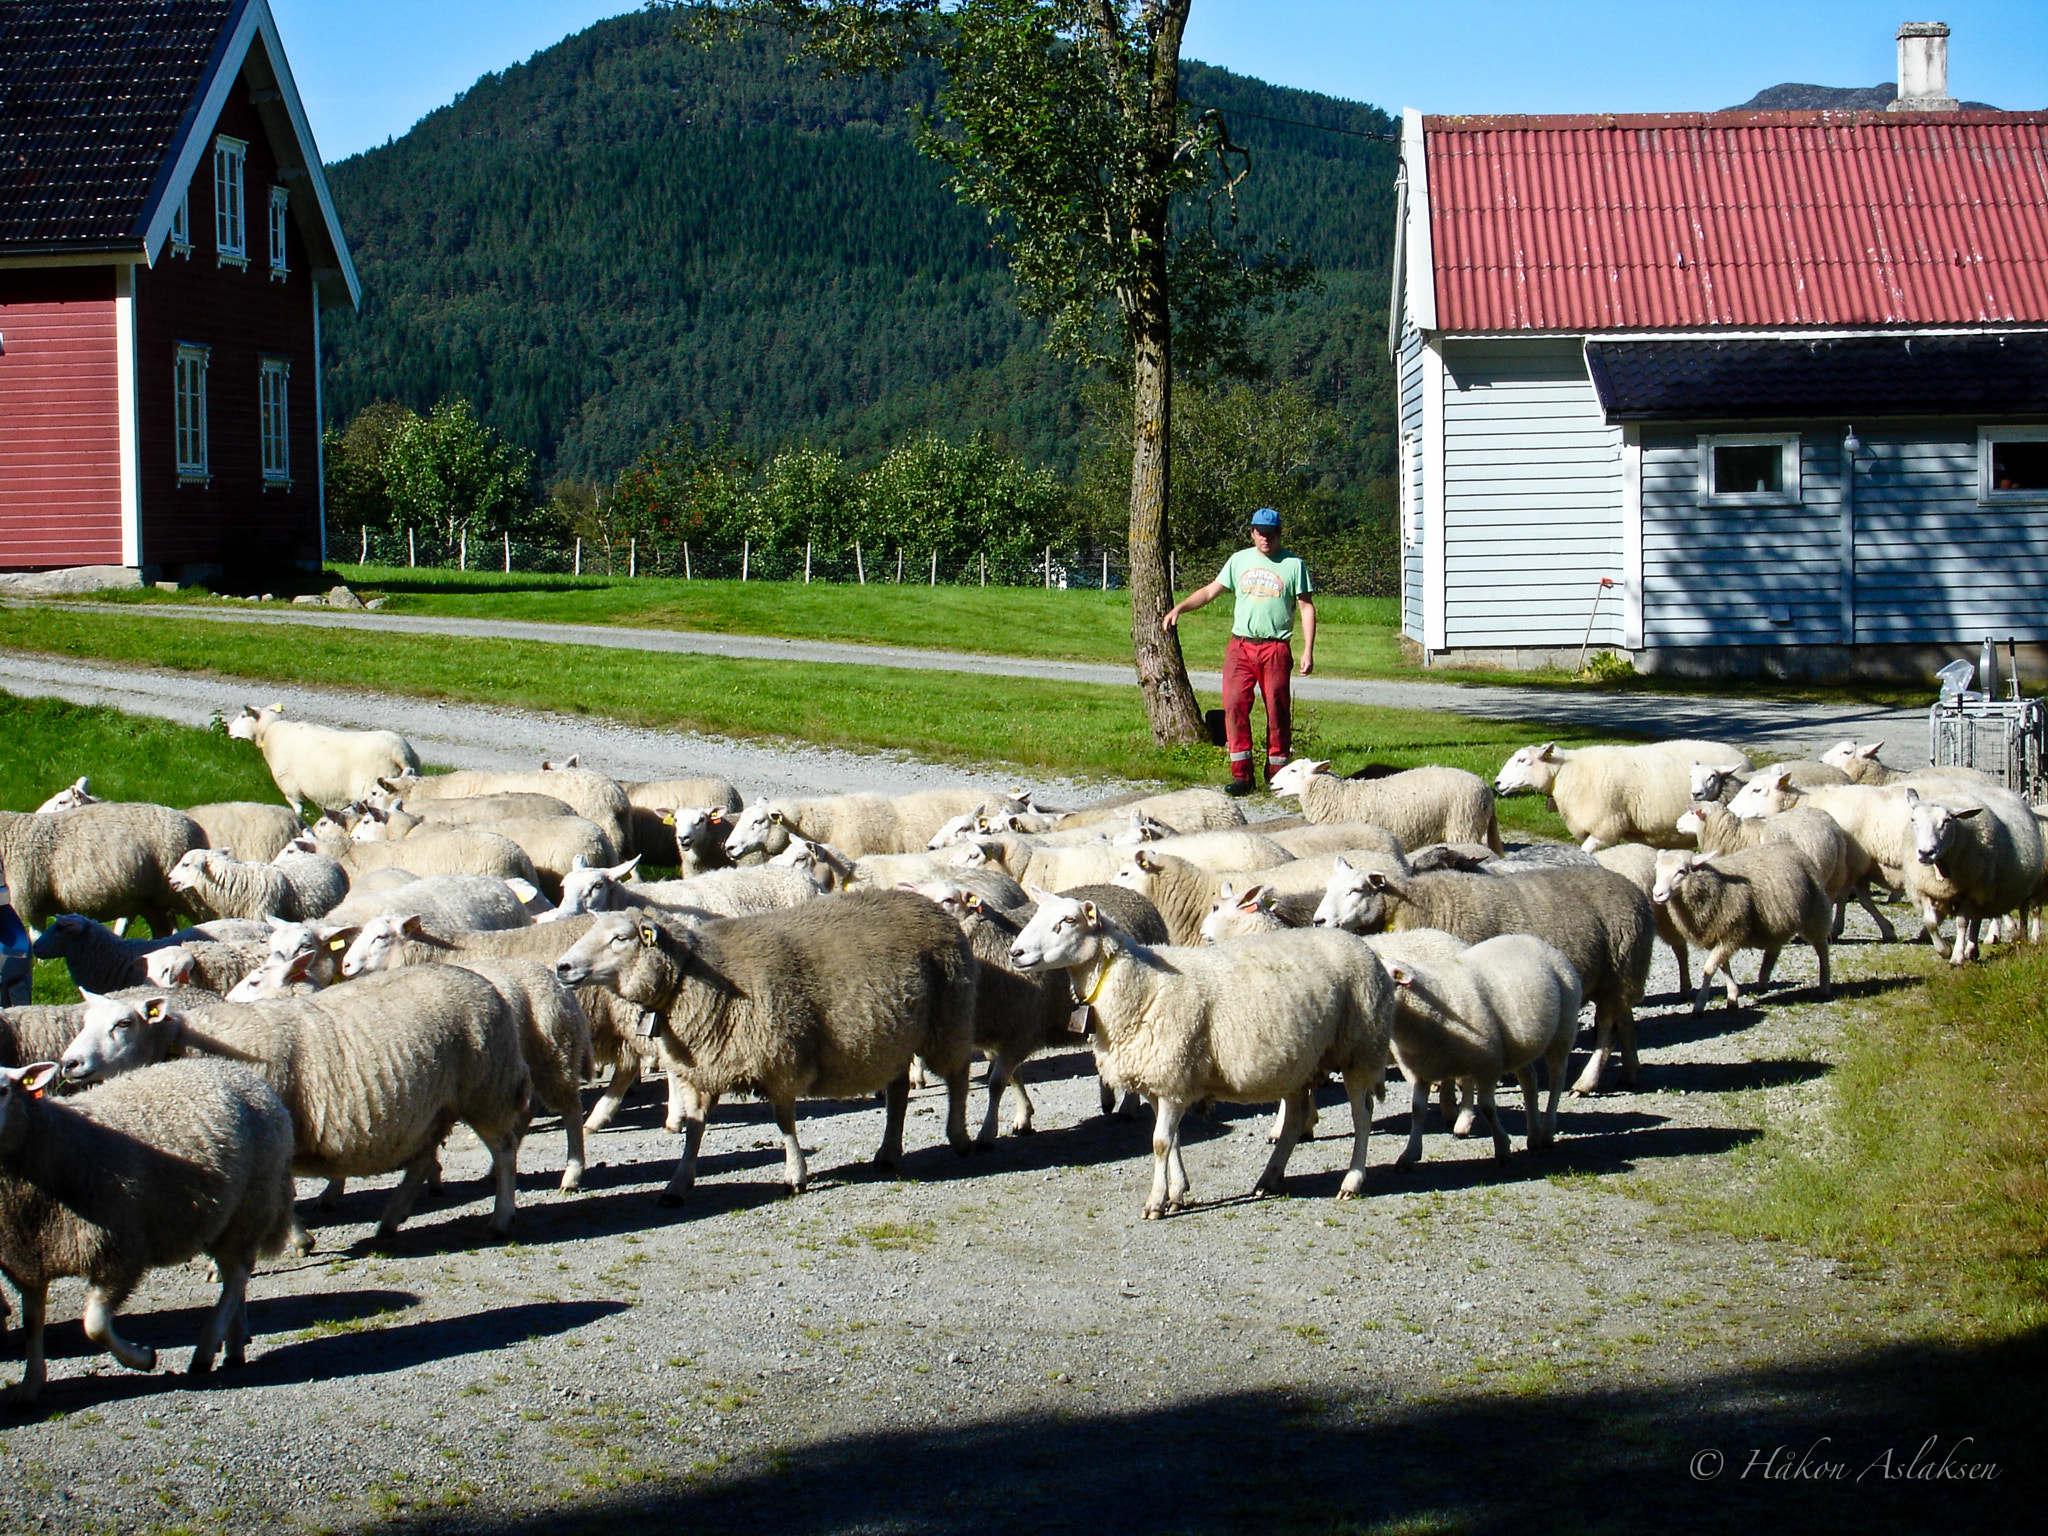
[1124,0,1203,747]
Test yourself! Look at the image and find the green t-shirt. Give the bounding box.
[1217,547,1313,641]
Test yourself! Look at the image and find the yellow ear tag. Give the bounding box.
[327,938,348,952]
[660,813,675,826]
[639,923,659,947]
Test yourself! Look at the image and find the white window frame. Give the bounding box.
[1697,432,1801,507]
[175,344,210,483]
[1978,425,2048,504]
[169,188,191,257]
[1399,430,1418,549]
[268,186,290,279]
[260,357,291,486]
[213,135,247,267]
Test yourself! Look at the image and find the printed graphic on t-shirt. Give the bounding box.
[1235,567,1284,601]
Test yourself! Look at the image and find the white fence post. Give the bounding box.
[929,549,937,586]
[805,541,812,584]
[360,527,368,566]
[742,539,750,583]
[1044,545,1051,590]
[980,552,986,588]
[856,541,865,585]
[407,527,415,568]
[630,538,636,579]
[1102,551,1108,591]
[683,542,690,580]
[896,547,904,583]
[504,531,511,574]
[574,536,581,576]
[459,530,466,572]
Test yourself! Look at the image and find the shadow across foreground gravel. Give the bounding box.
[387,1326,2044,1535]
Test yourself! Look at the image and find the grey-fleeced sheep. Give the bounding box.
[1264,821,1404,860]
[2,986,222,1068]
[383,767,630,855]
[167,845,348,923]
[1900,786,2047,964]
[1008,893,1393,1217]
[1113,848,1391,947]
[1268,759,1504,854]
[364,789,577,828]
[444,957,593,1192]
[184,802,306,863]
[59,967,534,1246]
[724,788,997,862]
[1676,799,1894,941]
[0,1056,296,1404]
[1313,859,1653,1097]
[617,776,743,861]
[1492,739,1749,851]
[1376,934,1583,1166]
[1651,846,1834,1012]
[914,882,1077,1146]
[1590,843,1696,998]
[227,704,421,816]
[555,891,978,1204]
[27,913,269,995]
[0,802,207,936]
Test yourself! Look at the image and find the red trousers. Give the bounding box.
[1223,636,1293,783]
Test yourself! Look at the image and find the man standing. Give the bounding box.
[1162,507,1315,796]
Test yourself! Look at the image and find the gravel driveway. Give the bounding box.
[0,650,2026,1532]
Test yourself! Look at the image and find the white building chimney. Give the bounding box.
[1889,21,1960,111]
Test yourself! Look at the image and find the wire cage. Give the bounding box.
[1928,696,2048,801]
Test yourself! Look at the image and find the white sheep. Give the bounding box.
[1822,741,1999,788]
[319,872,536,934]
[1492,739,1749,851]
[382,767,630,854]
[1651,846,1834,1012]
[666,806,738,877]
[226,704,420,815]
[1377,933,1583,1166]
[1050,786,1247,834]
[1268,759,1504,854]
[555,858,817,919]
[380,813,616,904]
[60,968,534,1247]
[1009,891,1393,1217]
[305,828,541,890]
[618,775,742,860]
[0,1056,296,1403]
[0,802,207,936]
[33,776,97,813]
[554,893,979,1204]
[1264,821,1404,860]
[1115,848,1391,947]
[1901,787,2047,963]
[1590,842,1696,997]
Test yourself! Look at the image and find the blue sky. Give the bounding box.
[271,0,2047,164]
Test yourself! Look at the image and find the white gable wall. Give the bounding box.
[1439,338,1623,649]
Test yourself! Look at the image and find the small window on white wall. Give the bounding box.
[1399,431,1418,549]
[213,135,246,266]
[1698,433,1800,506]
[260,357,291,484]
[175,344,209,482]
[1979,427,2048,501]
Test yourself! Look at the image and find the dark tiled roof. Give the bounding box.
[1585,335,2048,421]
[0,0,238,253]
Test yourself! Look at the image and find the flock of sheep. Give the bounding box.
[1,698,2037,1406]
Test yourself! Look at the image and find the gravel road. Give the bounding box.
[0,646,2023,1532]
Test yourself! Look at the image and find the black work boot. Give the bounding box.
[1223,778,1254,798]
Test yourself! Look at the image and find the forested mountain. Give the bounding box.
[320,10,1399,500]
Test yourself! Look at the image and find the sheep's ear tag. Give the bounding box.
[142,998,168,1023]
[708,809,725,824]
[1066,1004,1094,1038]
[638,922,659,948]
[637,1010,661,1040]
[326,936,348,953]
[659,812,676,826]
[20,1063,60,1097]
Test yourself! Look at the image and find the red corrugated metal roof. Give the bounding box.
[1422,111,2048,332]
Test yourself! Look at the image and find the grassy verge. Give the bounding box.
[0,606,1574,838]
[1702,944,2048,1336]
[73,564,1935,705]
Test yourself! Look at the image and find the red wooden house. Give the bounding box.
[0,0,359,578]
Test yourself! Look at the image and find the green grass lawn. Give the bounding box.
[0,606,1578,840]
[74,563,1935,706]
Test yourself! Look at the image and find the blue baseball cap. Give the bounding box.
[1249,507,1281,528]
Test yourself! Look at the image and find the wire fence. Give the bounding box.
[331,526,1398,596]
